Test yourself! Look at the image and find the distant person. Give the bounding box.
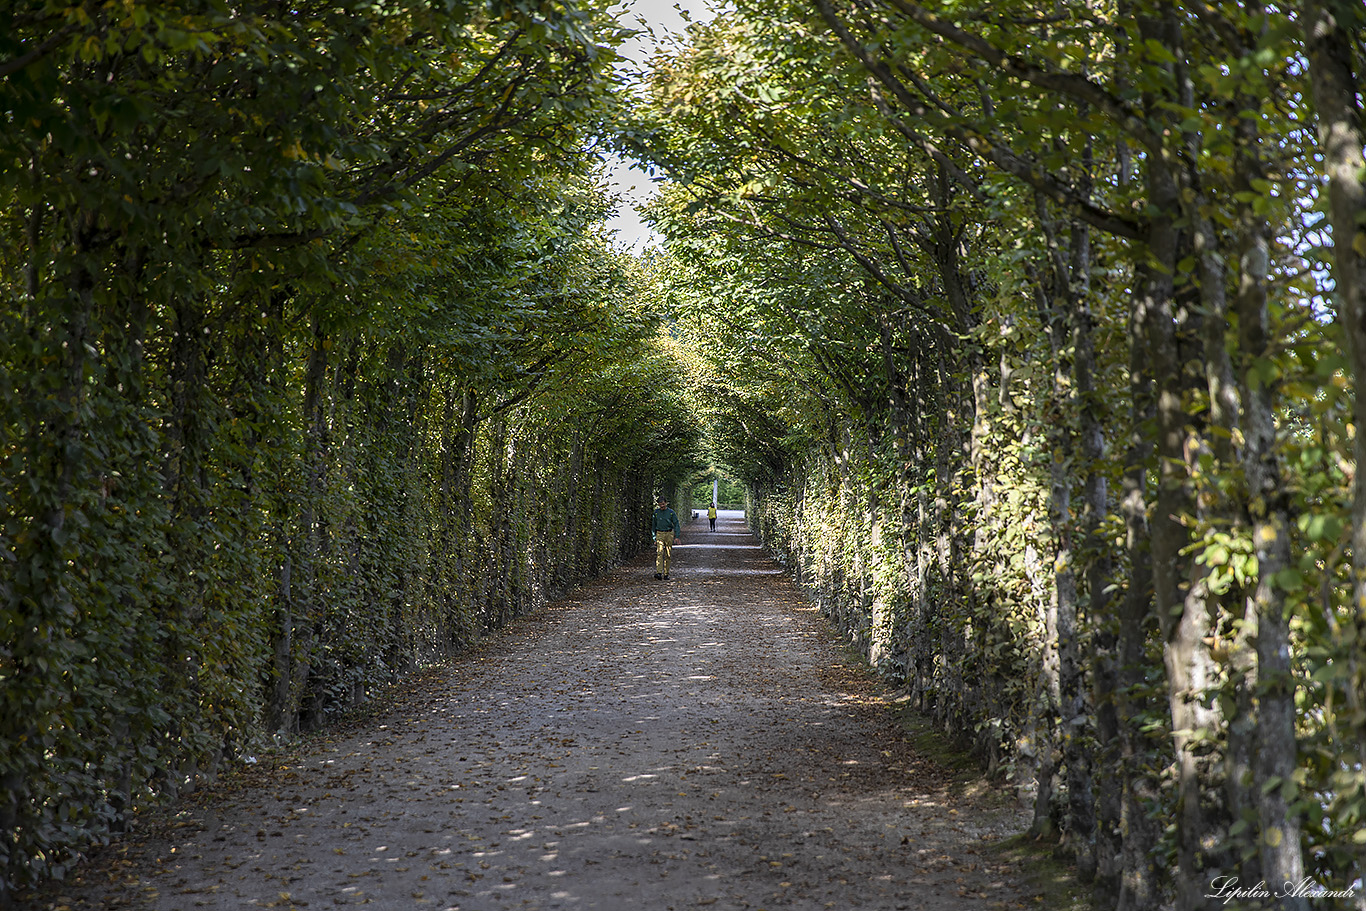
[708,503,718,531]
[651,496,681,580]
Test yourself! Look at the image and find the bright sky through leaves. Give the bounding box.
[606,0,718,251]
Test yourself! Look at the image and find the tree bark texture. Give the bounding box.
[1301,4,1366,903]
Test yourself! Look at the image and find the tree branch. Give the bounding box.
[0,23,79,80]
[880,0,1164,154]
[813,0,1144,240]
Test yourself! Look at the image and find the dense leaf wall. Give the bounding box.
[0,0,703,898]
[641,0,1366,905]
[0,299,677,895]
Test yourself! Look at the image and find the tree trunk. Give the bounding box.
[437,388,480,646]
[268,309,328,732]
[1034,194,1097,864]
[1137,12,1229,905]
[568,433,585,578]
[1233,99,1307,905]
[1117,259,1162,911]
[1188,158,1259,887]
[1063,214,1098,883]
[1301,8,1366,903]
[486,414,512,629]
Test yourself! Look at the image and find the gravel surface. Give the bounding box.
[22,511,1036,911]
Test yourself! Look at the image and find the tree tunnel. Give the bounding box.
[4,0,1366,907]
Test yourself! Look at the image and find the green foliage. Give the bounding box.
[689,474,746,508]
[7,0,1363,902]
[0,0,702,898]
[635,0,1366,902]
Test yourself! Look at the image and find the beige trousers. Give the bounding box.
[655,531,674,574]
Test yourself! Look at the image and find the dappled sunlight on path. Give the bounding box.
[25,512,1033,911]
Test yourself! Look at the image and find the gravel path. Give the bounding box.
[24,511,1035,911]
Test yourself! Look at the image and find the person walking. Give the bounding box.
[651,496,681,580]
[707,503,718,531]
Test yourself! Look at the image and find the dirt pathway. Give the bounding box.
[25,512,1037,911]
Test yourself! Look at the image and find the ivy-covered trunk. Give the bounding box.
[1,250,98,895]
[267,310,327,733]
[1114,255,1163,911]
[1032,196,1095,863]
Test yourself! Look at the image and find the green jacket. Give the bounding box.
[651,507,680,536]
